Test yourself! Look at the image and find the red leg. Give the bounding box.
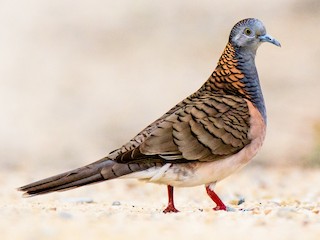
[163,185,179,213]
[205,185,227,211]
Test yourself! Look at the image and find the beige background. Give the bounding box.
[1,0,320,239]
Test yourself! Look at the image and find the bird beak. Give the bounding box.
[259,34,281,47]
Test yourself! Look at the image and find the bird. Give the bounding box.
[18,18,280,213]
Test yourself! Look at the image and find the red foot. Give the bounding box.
[163,185,179,213]
[163,203,179,213]
[206,185,227,211]
[213,205,227,211]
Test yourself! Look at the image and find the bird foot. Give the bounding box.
[163,204,179,213]
[213,205,227,211]
[206,185,230,212]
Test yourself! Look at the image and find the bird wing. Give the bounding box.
[109,92,251,163]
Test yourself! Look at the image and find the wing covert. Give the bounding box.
[111,94,251,164]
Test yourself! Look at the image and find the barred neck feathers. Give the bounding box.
[202,42,266,122]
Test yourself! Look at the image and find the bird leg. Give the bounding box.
[205,185,227,211]
[163,185,179,213]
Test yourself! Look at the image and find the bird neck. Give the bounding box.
[202,42,266,122]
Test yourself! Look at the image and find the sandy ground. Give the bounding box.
[1,166,320,240]
[1,1,320,240]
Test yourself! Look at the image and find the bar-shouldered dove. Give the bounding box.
[18,18,280,213]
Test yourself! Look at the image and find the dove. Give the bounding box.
[18,18,280,213]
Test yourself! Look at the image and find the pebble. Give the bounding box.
[62,197,94,204]
[59,212,73,219]
[229,197,245,206]
[112,201,121,206]
[264,209,272,215]
[238,198,245,205]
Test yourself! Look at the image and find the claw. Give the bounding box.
[163,204,179,213]
[213,205,227,211]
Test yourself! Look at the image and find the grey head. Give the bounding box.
[229,18,281,52]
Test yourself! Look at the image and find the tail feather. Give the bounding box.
[18,159,115,197]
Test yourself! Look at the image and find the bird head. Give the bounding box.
[229,18,281,52]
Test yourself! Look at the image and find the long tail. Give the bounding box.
[18,158,151,197]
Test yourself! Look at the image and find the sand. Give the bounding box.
[1,166,320,240]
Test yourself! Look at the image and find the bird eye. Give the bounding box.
[244,28,252,35]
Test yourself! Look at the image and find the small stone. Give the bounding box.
[229,197,245,206]
[112,201,121,206]
[251,208,261,215]
[264,209,272,215]
[62,197,94,204]
[238,198,245,205]
[59,212,73,219]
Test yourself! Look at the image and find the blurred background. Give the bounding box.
[1,0,320,173]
